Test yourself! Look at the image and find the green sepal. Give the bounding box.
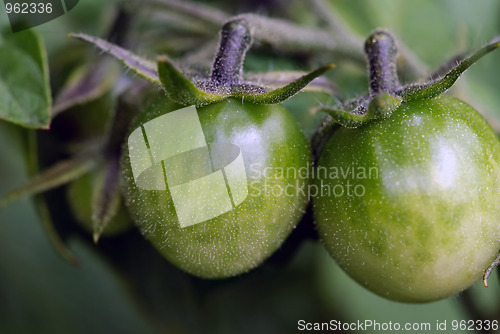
[317,93,401,128]
[241,64,336,104]
[157,56,225,106]
[0,28,52,129]
[25,130,80,265]
[70,33,160,84]
[244,71,337,95]
[91,159,121,244]
[399,39,500,101]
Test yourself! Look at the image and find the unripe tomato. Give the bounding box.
[313,95,500,302]
[120,97,311,278]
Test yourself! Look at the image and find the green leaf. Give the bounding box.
[0,28,51,129]
[25,130,79,265]
[70,33,160,84]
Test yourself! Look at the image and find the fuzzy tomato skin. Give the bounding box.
[120,97,311,278]
[313,95,500,302]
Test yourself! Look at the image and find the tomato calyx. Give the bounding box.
[72,19,335,108]
[315,30,500,129]
[158,17,335,106]
[0,92,138,246]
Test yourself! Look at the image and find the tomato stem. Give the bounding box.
[211,19,252,88]
[365,30,400,95]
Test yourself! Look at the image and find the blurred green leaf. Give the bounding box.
[25,129,79,265]
[53,58,120,116]
[0,28,51,129]
[0,120,155,334]
[0,155,98,210]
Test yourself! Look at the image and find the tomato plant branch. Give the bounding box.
[139,0,428,81]
[310,0,360,45]
[235,13,357,60]
[140,0,363,65]
[138,0,228,29]
[310,0,428,80]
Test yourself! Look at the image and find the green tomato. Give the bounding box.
[67,170,132,236]
[313,95,500,302]
[120,97,311,278]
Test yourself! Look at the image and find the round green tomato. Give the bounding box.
[120,97,311,278]
[67,171,132,236]
[313,95,500,302]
